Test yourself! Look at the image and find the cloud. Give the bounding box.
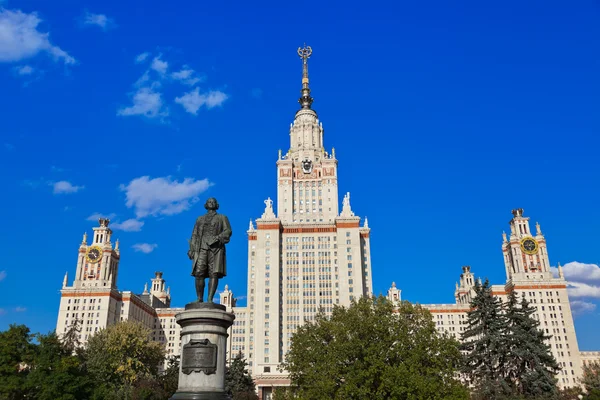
[0,309,6,315]
[171,66,203,86]
[0,8,76,64]
[570,300,596,316]
[83,12,116,30]
[51,180,84,194]
[14,64,33,75]
[14,306,26,312]
[117,86,167,119]
[120,176,211,218]
[0,270,6,281]
[135,52,149,64]
[150,55,168,74]
[552,262,600,298]
[175,88,228,115]
[86,212,117,221]
[4,143,15,151]
[111,218,144,232]
[132,243,157,254]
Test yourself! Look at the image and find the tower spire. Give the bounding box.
[297,44,313,109]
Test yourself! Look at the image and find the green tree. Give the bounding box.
[85,321,165,400]
[26,332,93,400]
[280,295,468,400]
[159,356,180,398]
[225,352,258,400]
[0,324,35,400]
[461,279,511,399]
[582,361,600,400]
[505,290,559,398]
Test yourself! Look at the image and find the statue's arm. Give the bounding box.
[188,219,200,258]
[218,216,232,244]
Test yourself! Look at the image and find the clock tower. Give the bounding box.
[502,208,552,281]
[74,218,120,289]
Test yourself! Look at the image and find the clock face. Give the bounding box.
[520,238,538,255]
[86,246,102,263]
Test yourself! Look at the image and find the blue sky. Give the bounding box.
[1,0,599,349]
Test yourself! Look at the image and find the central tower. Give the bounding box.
[245,46,373,397]
[276,45,339,223]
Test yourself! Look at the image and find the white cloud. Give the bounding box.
[117,87,167,119]
[14,64,33,75]
[135,52,150,64]
[570,300,597,316]
[83,12,116,30]
[150,55,168,74]
[52,180,84,194]
[0,8,76,64]
[111,218,144,232]
[552,261,600,298]
[171,66,203,86]
[175,88,228,115]
[0,270,6,281]
[132,243,157,254]
[120,176,211,218]
[14,306,26,312]
[86,212,116,221]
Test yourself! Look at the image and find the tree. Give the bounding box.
[582,362,600,400]
[85,321,166,399]
[505,290,559,398]
[461,279,511,399]
[0,324,35,400]
[26,332,93,400]
[225,352,258,400]
[280,295,468,400]
[159,355,180,398]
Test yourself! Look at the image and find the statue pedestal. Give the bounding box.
[170,303,235,400]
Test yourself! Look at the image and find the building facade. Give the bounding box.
[55,218,184,365]
[389,208,585,389]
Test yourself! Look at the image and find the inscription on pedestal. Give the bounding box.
[181,339,218,375]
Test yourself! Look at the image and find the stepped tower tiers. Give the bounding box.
[502,208,552,281]
[245,46,374,397]
[74,218,120,289]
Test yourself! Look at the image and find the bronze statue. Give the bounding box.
[188,198,232,303]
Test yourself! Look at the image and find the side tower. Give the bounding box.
[502,208,582,388]
[56,218,122,345]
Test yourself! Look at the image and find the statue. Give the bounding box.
[188,198,232,303]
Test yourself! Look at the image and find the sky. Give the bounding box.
[0,0,599,349]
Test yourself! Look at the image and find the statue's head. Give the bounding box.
[205,197,219,211]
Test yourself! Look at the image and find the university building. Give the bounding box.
[388,208,600,389]
[55,47,598,399]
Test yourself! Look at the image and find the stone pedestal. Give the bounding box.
[170,303,235,400]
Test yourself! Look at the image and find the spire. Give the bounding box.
[558,262,564,279]
[143,282,149,294]
[82,232,87,245]
[297,44,314,109]
[62,272,68,288]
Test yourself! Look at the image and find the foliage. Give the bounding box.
[159,355,180,398]
[280,295,469,400]
[462,280,561,400]
[582,362,600,400]
[225,352,258,400]
[85,320,165,399]
[26,332,92,400]
[504,290,559,398]
[461,279,511,399]
[0,324,35,400]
